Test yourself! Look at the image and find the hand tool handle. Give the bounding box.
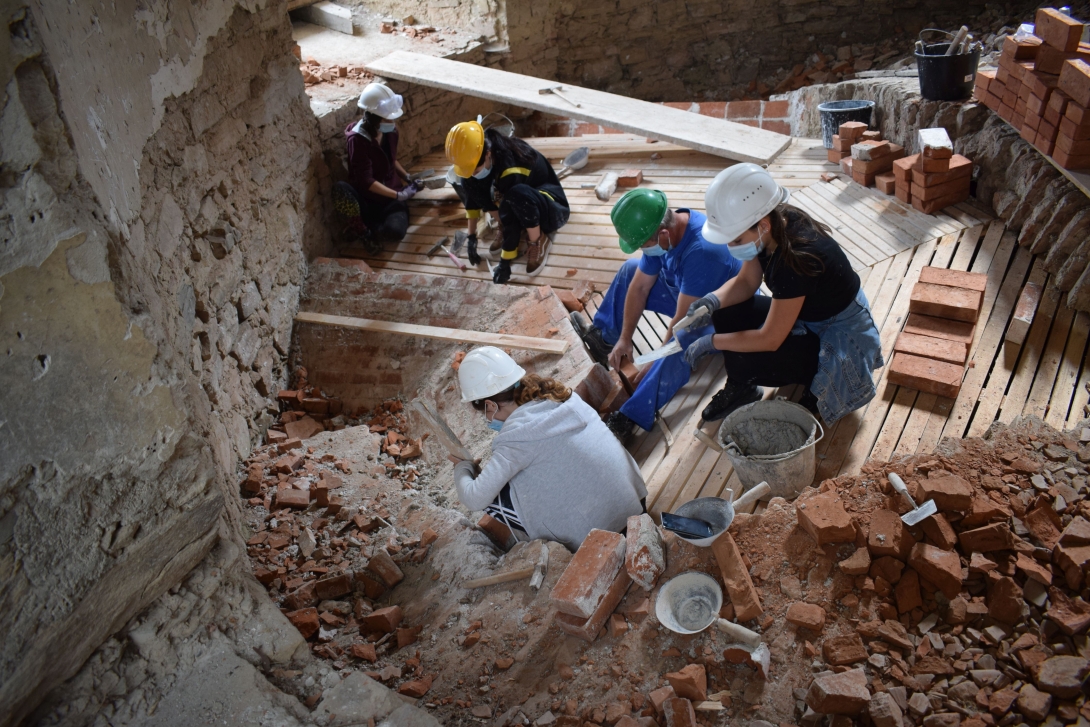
[888,473,918,508]
[716,619,761,648]
[733,481,771,511]
[447,249,467,271]
[672,312,698,333]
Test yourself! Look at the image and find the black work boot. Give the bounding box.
[570,312,612,369]
[701,381,762,422]
[605,411,637,445]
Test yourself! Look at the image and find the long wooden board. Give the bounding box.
[366,51,791,164]
[294,311,569,354]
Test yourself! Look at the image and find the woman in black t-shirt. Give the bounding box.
[682,164,884,424]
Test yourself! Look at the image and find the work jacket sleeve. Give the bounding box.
[452,451,523,511]
[459,176,497,219]
[346,136,377,193]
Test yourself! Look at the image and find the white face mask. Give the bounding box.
[727,227,767,261]
[641,230,668,256]
[472,163,492,180]
[379,122,396,133]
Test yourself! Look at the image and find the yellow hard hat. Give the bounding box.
[446,121,485,179]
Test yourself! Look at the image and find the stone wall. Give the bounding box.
[786,77,1090,313]
[0,1,329,723]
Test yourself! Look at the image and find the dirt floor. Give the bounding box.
[239,380,1090,726]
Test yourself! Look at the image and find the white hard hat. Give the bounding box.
[458,346,526,402]
[702,164,790,244]
[357,82,404,119]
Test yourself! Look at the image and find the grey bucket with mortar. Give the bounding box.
[717,399,823,501]
[818,100,875,149]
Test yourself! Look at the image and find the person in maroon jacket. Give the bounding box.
[333,82,422,250]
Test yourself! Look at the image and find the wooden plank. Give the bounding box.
[1021,300,1076,420]
[294,311,569,354]
[998,282,1062,425]
[1066,347,1090,430]
[917,396,955,454]
[894,331,969,364]
[1046,311,1090,429]
[893,392,938,458]
[827,178,963,239]
[870,387,919,462]
[367,51,790,164]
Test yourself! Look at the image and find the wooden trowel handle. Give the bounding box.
[733,481,771,511]
[888,473,917,507]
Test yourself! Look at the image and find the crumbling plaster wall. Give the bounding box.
[342,0,504,41]
[0,1,330,724]
[786,77,1090,314]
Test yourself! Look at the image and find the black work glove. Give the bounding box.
[492,259,511,284]
[466,233,480,266]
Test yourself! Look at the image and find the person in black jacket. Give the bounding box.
[446,120,569,283]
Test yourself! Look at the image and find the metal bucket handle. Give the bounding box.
[918,28,954,44]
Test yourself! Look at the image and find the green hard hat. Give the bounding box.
[611,189,669,254]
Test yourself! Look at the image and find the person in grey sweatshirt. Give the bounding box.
[453,346,647,552]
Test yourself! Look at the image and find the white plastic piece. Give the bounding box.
[634,338,681,365]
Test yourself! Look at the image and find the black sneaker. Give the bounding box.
[605,411,637,445]
[570,312,612,369]
[701,382,762,422]
[798,389,820,416]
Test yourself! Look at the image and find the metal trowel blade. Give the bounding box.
[901,498,938,526]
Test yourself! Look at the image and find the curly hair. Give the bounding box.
[470,374,571,409]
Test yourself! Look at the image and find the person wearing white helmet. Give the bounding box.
[451,346,647,551]
[332,82,422,250]
[681,163,884,424]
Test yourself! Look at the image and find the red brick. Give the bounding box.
[867,509,916,560]
[1037,8,1084,52]
[904,313,973,350]
[710,531,763,621]
[275,488,310,509]
[397,625,422,649]
[910,282,982,322]
[277,437,303,454]
[350,642,377,661]
[890,346,963,396]
[786,602,826,631]
[918,470,974,511]
[760,100,787,118]
[286,607,320,639]
[315,573,352,600]
[911,176,971,202]
[912,155,951,173]
[695,101,726,118]
[827,148,846,164]
[806,668,871,715]
[477,513,516,549]
[398,674,433,698]
[650,685,677,714]
[726,100,761,119]
[366,548,404,587]
[551,529,626,619]
[284,582,317,610]
[838,121,867,141]
[241,463,264,493]
[796,490,856,545]
[761,119,790,135]
[361,605,402,634]
[662,697,697,727]
[1004,33,1043,60]
[1060,59,1090,108]
[959,522,1015,552]
[823,633,868,665]
[912,155,973,186]
[895,568,923,612]
[911,189,970,214]
[625,513,665,590]
[273,452,304,474]
[617,169,643,187]
[893,154,916,183]
[607,612,629,637]
[355,571,387,599]
[894,331,968,365]
[554,568,632,642]
[876,172,896,194]
[908,542,963,599]
[665,664,707,701]
[834,134,853,152]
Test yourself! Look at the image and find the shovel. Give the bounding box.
[888,472,937,526]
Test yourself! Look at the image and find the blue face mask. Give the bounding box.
[727,229,767,261]
[486,415,504,432]
[642,231,667,257]
[472,163,492,180]
[379,122,396,133]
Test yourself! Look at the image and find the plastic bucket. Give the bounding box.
[655,572,722,634]
[817,100,875,149]
[916,42,980,102]
[717,399,823,500]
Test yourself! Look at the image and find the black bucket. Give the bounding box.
[916,40,980,102]
[817,100,875,149]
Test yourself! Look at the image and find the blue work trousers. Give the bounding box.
[592,258,712,431]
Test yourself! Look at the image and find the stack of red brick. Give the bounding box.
[976,8,1090,169]
[891,127,973,215]
[888,267,988,399]
[830,122,907,191]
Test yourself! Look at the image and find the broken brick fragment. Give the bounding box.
[275,488,309,509]
[988,576,1025,624]
[868,509,916,560]
[823,633,868,665]
[662,697,697,727]
[361,605,402,634]
[917,470,973,511]
[366,548,405,587]
[664,664,707,701]
[649,685,676,714]
[839,547,871,575]
[894,568,923,613]
[551,529,626,619]
[920,512,958,550]
[554,568,632,642]
[398,674,433,698]
[286,607,319,639]
[710,531,763,621]
[350,642,377,661]
[315,573,352,600]
[959,522,1015,552]
[908,542,963,599]
[786,602,826,632]
[797,490,857,545]
[806,667,871,715]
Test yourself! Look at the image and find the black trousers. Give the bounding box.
[712,296,821,388]
[333,181,408,242]
[499,184,569,256]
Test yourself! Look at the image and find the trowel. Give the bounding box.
[888,472,937,526]
[409,398,473,462]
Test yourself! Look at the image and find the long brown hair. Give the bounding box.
[765,204,830,277]
[470,374,571,409]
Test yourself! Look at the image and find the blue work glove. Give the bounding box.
[685,293,721,330]
[683,334,718,369]
[395,185,418,202]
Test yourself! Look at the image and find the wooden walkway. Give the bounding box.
[340,134,1090,517]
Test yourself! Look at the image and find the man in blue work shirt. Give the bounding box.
[570,188,746,442]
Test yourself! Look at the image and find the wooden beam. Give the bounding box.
[365,51,791,165]
[294,311,569,355]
